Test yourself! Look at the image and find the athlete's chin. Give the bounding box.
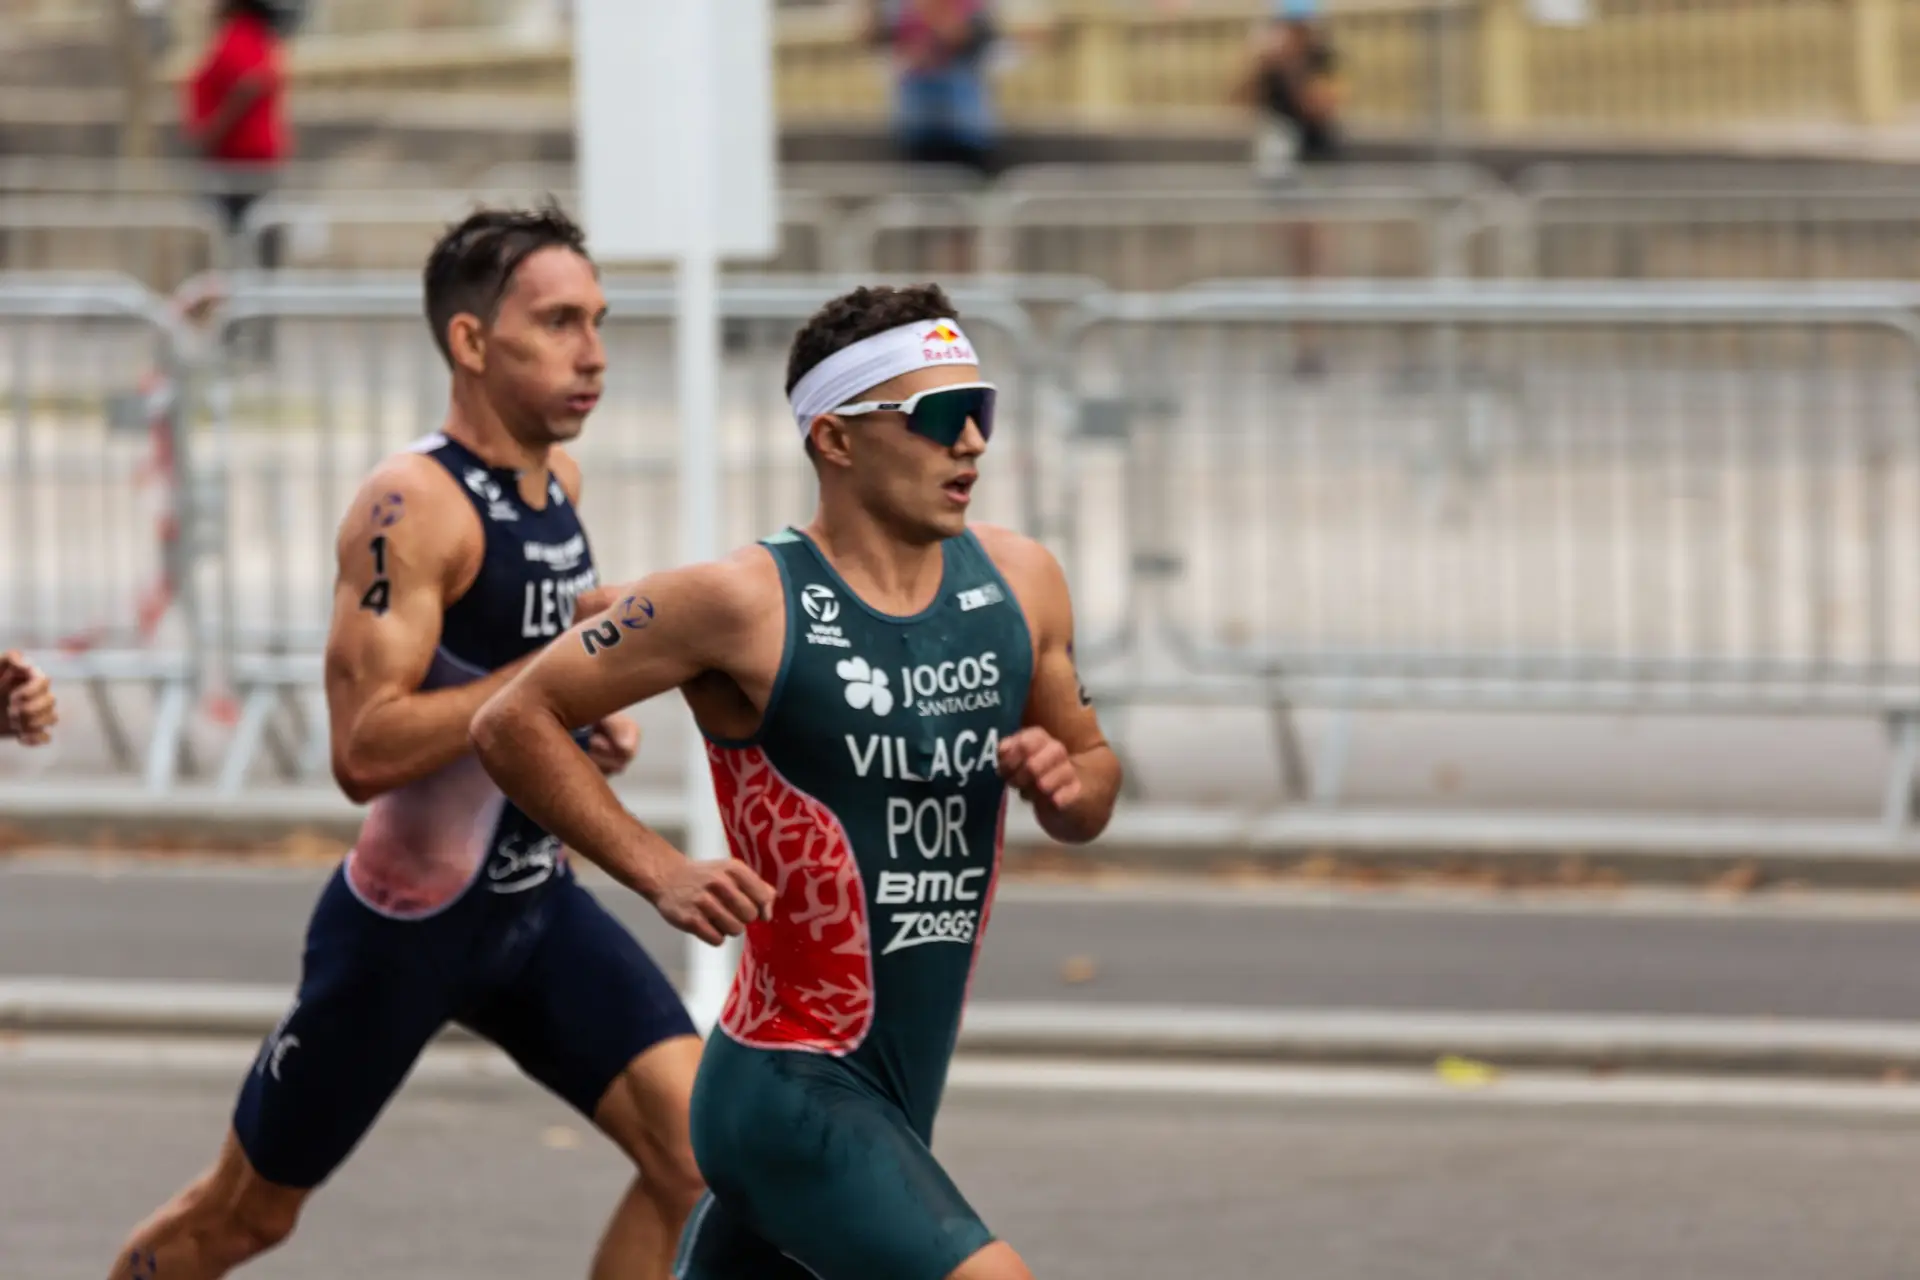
[921,506,969,540]
[543,414,588,443]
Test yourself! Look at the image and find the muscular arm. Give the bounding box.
[470,555,761,904]
[324,457,517,804]
[981,528,1123,844]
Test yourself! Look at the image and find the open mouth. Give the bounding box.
[943,474,977,504]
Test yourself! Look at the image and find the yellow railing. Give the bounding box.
[129,0,1920,139]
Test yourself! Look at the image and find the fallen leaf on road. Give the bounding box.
[1706,862,1763,896]
[1059,956,1099,985]
[1435,1055,1500,1089]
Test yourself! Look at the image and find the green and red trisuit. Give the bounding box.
[676,526,1034,1280]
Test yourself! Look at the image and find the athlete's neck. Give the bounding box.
[802,507,947,616]
[441,385,552,490]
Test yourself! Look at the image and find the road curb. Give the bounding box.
[7,980,1920,1079]
[10,783,1920,888]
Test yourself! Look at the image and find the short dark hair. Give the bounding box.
[785,283,959,396]
[422,202,592,368]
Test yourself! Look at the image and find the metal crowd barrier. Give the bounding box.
[0,275,200,789]
[1493,189,1920,282]
[15,272,1920,837]
[234,190,850,276]
[196,274,1045,793]
[12,160,1920,290]
[0,196,226,289]
[1053,281,1920,826]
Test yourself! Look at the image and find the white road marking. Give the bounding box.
[8,851,1920,921]
[6,1034,1920,1117]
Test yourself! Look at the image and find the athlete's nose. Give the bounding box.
[952,418,987,459]
[578,324,607,378]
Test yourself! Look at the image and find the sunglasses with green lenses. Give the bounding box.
[831,381,997,447]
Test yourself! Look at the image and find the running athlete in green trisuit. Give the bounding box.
[472,283,1123,1280]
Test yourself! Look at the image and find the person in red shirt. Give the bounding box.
[184,0,290,265]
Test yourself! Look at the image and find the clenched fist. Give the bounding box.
[586,713,640,776]
[651,857,777,947]
[0,651,56,746]
[996,726,1082,812]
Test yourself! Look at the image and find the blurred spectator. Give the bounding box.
[1240,0,1343,181]
[1236,0,1343,374]
[867,0,1001,179]
[183,0,293,272]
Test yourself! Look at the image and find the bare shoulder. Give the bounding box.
[334,450,480,578]
[550,446,584,504]
[971,523,1068,594]
[626,543,783,635]
[969,523,1071,640]
[339,451,467,534]
[704,543,786,624]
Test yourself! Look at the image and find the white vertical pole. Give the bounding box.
[676,0,736,1036]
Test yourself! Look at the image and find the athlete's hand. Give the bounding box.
[0,651,56,746]
[651,857,777,946]
[996,727,1082,812]
[586,713,640,776]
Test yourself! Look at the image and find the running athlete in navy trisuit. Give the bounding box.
[109,207,708,1280]
[0,650,57,745]
[474,283,1124,1280]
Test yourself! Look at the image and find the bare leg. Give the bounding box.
[588,1034,708,1280]
[107,1130,308,1279]
[949,1241,1040,1280]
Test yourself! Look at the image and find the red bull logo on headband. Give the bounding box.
[922,321,975,363]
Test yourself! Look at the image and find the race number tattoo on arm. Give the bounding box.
[358,493,404,617]
[360,535,392,615]
[1068,640,1092,707]
[582,594,656,657]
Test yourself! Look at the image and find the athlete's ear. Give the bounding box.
[809,414,855,469]
[447,312,488,377]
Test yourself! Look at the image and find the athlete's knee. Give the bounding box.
[206,1187,300,1266]
[144,1138,306,1270]
[638,1139,707,1223]
[597,1036,708,1222]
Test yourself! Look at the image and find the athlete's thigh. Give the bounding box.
[692,1038,995,1280]
[460,873,697,1123]
[233,866,457,1189]
[594,1032,704,1187]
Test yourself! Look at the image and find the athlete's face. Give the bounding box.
[822,364,989,543]
[479,247,607,446]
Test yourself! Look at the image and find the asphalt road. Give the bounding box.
[7,859,1920,1020]
[7,1055,1920,1280]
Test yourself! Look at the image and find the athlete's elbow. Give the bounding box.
[331,749,389,806]
[468,695,515,775]
[469,688,540,780]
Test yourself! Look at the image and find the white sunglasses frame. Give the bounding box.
[829,380,999,424]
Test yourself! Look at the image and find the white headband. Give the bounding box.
[788,317,980,435]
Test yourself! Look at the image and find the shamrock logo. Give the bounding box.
[836,657,893,717]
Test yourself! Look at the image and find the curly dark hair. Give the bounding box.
[422,202,593,368]
[785,284,959,395]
